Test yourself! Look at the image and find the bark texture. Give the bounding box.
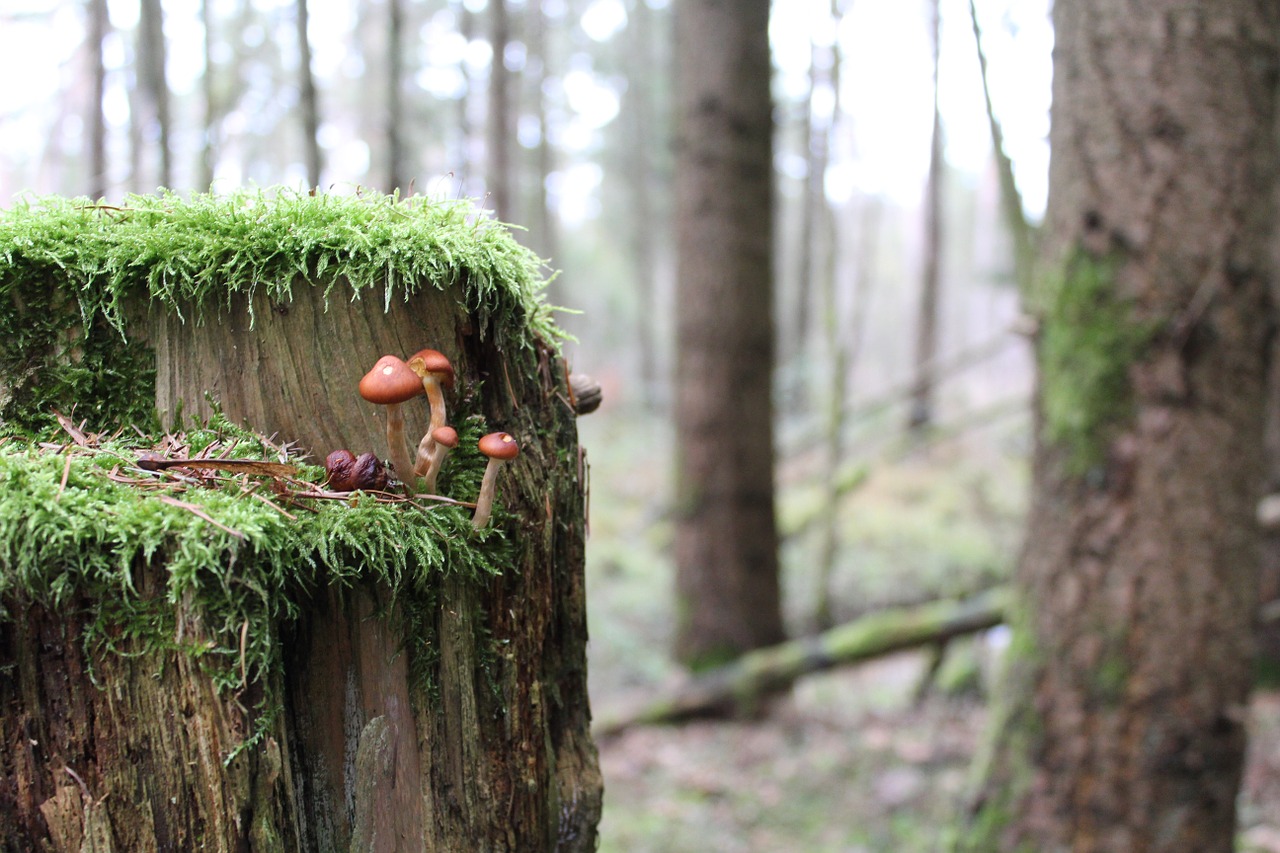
[959,2,1279,851]
[2,278,601,850]
[672,0,784,668]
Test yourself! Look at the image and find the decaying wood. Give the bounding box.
[593,587,1008,737]
[2,275,601,850]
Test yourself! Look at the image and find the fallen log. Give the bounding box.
[594,586,1009,737]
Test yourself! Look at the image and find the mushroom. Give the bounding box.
[419,425,459,494]
[407,348,455,459]
[472,432,519,529]
[569,373,603,415]
[358,354,422,484]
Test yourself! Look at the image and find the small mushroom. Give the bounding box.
[569,373,603,415]
[472,432,519,529]
[358,354,422,484]
[419,425,459,494]
[407,348,455,457]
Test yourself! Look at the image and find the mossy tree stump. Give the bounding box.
[0,191,601,851]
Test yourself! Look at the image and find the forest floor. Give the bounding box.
[579,403,1280,852]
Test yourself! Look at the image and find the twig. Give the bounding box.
[57,453,72,498]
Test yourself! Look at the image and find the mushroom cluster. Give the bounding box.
[355,348,520,529]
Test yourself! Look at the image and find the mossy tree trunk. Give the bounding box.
[957,2,1278,851]
[2,272,600,849]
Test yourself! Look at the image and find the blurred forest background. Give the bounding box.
[5,0,1280,850]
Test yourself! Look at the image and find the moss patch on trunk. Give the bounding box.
[1035,251,1155,476]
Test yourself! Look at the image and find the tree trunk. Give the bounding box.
[296,0,322,191]
[672,0,784,669]
[623,0,661,405]
[968,0,1034,291]
[385,0,405,194]
[907,0,944,433]
[958,2,1279,850]
[486,0,513,221]
[0,195,602,850]
[526,1,558,266]
[85,0,108,199]
[137,0,172,189]
[199,0,219,190]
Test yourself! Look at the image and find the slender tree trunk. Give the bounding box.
[623,0,661,404]
[86,0,108,199]
[385,0,405,193]
[787,37,823,382]
[199,0,218,190]
[908,0,944,432]
[454,0,475,190]
[137,0,172,188]
[957,2,1280,850]
[814,196,878,632]
[486,0,513,221]
[673,0,784,669]
[526,1,557,265]
[968,0,1034,291]
[296,0,322,190]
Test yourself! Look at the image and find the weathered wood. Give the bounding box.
[0,198,601,850]
[142,281,466,461]
[594,587,1008,736]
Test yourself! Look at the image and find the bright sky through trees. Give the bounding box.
[0,0,1050,218]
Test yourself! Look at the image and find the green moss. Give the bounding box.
[1036,251,1154,476]
[0,188,561,435]
[0,188,555,756]
[0,413,513,724]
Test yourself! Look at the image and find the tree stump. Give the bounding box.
[0,191,601,851]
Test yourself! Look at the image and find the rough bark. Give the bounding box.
[3,275,601,847]
[672,0,784,669]
[958,2,1280,850]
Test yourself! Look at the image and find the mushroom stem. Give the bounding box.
[426,380,446,435]
[383,403,415,485]
[419,426,458,493]
[412,382,447,466]
[472,457,505,529]
[473,431,519,529]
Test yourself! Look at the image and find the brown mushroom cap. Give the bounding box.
[407,348,456,389]
[478,432,519,460]
[432,426,460,448]
[359,355,423,405]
